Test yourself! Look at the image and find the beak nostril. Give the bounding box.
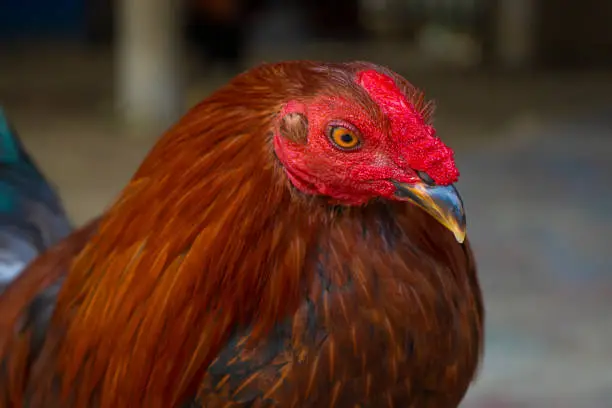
[417,171,435,186]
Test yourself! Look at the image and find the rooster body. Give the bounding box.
[0,109,72,293]
[0,62,483,407]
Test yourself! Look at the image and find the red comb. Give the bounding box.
[356,69,459,185]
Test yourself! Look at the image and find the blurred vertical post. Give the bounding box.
[116,0,183,134]
[495,0,536,69]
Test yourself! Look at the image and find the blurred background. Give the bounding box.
[0,0,611,406]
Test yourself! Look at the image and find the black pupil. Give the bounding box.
[340,133,353,143]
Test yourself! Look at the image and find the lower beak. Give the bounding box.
[392,180,466,243]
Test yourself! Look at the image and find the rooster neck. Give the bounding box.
[186,202,483,407]
[47,109,330,406]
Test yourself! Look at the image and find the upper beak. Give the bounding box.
[392,180,466,243]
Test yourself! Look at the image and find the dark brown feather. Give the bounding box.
[192,202,482,407]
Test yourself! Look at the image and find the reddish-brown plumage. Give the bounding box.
[0,61,483,407]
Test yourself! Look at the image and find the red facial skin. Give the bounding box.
[273,69,459,206]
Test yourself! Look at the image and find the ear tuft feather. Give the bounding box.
[279,112,308,145]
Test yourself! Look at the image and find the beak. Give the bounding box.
[392,180,466,243]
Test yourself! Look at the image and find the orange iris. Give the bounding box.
[330,126,360,150]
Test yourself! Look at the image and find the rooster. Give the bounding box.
[0,61,483,407]
[0,108,72,294]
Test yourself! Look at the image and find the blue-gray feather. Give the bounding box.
[0,107,72,291]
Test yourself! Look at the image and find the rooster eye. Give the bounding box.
[329,126,361,150]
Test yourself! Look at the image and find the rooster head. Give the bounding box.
[272,63,466,243]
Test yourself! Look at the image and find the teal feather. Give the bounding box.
[0,109,19,211]
[0,184,15,213]
[0,107,19,163]
[0,106,72,290]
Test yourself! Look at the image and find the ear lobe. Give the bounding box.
[279,112,308,145]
